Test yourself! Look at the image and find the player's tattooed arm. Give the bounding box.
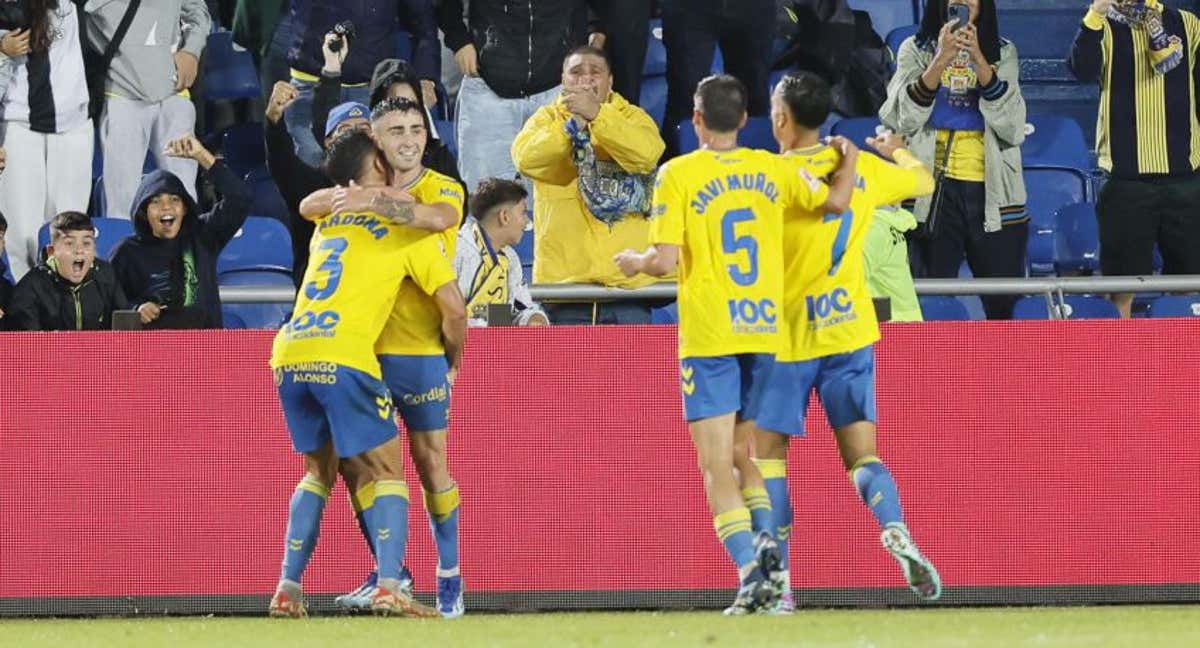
[371,192,416,225]
[371,192,459,232]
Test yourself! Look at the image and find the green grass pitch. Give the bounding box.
[4,606,1199,647]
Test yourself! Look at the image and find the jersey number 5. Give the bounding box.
[304,237,348,301]
[721,208,759,286]
[823,209,853,276]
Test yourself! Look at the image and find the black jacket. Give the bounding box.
[437,0,590,98]
[6,259,130,331]
[110,165,253,329]
[0,255,13,321]
[287,0,440,85]
[266,116,329,288]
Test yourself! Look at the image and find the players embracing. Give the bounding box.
[273,97,470,619]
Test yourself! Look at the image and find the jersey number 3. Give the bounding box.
[304,237,348,301]
[721,208,758,286]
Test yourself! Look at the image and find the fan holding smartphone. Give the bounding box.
[878,0,1030,320]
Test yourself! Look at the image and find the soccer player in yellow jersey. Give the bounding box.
[268,128,452,619]
[755,71,942,607]
[301,98,470,618]
[615,74,858,615]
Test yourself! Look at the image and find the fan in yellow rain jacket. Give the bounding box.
[512,47,672,323]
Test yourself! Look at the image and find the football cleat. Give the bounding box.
[753,532,786,598]
[371,584,440,618]
[268,584,307,619]
[765,591,796,615]
[436,572,465,619]
[334,571,377,611]
[722,566,773,616]
[881,524,942,601]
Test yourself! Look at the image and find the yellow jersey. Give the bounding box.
[650,147,830,358]
[375,169,465,356]
[778,145,934,362]
[270,210,452,378]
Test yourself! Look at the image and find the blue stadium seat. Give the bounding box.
[204,30,261,101]
[433,119,456,158]
[676,116,777,154]
[217,216,293,275]
[643,20,667,76]
[37,217,134,261]
[1022,114,1090,172]
[850,0,919,42]
[918,296,972,321]
[1013,295,1120,320]
[1023,83,1099,148]
[245,167,291,223]
[885,24,918,62]
[219,270,293,329]
[1054,203,1100,274]
[220,122,266,177]
[997,3,1081,62]
[639,76,668,127]
[1148,295,1200,318]
[1026,206,1056,276]
[831,116,883,148]
[651,302,679,325]
[1023,167,1090,256]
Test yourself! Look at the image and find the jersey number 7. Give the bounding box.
[823,210,853,276]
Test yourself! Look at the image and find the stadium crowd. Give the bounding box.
[0,0,1198,330]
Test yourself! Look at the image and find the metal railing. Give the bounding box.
[220,275,1200,319]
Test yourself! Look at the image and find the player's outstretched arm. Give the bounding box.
[614,244,679,278]
[433,281,469,383]
[299,188,337,222]
[867,133,936,199]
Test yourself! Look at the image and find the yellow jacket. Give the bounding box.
[512,92,671,288]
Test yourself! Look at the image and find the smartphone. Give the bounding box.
[947,2,970,31]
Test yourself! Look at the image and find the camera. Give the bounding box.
[0,0,29,31]
[328,20,356,53]
[947,2,970,31]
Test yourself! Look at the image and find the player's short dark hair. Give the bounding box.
[371,96,425,123]
[695,74,747,134]
[470,178,528,221]
[775,70,833,130]
[50,211,93,242]
[563,45,611,72]
[323,129,378,186]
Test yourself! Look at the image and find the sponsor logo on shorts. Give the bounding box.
[402,384,448,406]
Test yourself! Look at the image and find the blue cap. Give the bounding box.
[325,102,371,138]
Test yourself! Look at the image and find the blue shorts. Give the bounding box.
[757,345,876,436]
[275,363,397,458]
[681,354,774,422]
[379,354,450,432]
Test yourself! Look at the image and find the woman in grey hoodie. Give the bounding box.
[879,0,1028,320]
